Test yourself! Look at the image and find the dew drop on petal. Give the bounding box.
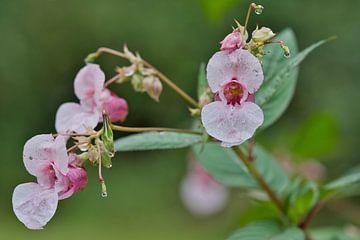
[101,192,108,197]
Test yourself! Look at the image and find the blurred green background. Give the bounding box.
[1,0,359,239]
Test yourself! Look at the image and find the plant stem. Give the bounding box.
[96,47,199,108]
[110,124,202,135]
[232,146,286,215]
[298,203,323,231]
[243,3,256,36]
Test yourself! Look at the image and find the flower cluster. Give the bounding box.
[115,46,163,102]
[13,64,129,229]
[13,135,87,229]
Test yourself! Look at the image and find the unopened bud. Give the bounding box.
[101,181,108,197]
[143,76,163,102]
[220,30,245,53]
[115,66,135,84]
[252,27,276,42]
[88,144,99,164]
[189,108,201,117]
[131,74,145,92]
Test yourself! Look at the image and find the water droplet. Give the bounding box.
[254,5,264,15]
[107,151,115,157]
[284,52,291,58]
[101,192,108,197]
[108,164,112,168]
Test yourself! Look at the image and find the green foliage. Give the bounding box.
[324,166,360,191]
[291,112,338,158]
[227,221,304,240]
[197,62,207,99]
[285,179,319,224]
[193,143,289,192]
[114,132,203,151]
[257,30,331,129]
[100,116,115,168]
[311,228,358,240]
[199,0,241,21]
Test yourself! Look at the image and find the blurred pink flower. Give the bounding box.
[13,134,88,229]
[201,49,264,147]
[180,161,229,216]
[55,64,128,133]
[220,29,246,53]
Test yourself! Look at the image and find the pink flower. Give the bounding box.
[13,134,88,229]
[55,64,128,134]
[201,49,264,147]
[220,29,246,53]
[180,161,228,216]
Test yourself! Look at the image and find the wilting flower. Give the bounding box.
[55,64,128,134]
[180,160,229,216]
[12,134,88,229]
[220,29,246,53]
[201,49,264,147]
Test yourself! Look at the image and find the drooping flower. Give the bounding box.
[55,64,128,134]
[201,49,264,147]
[13,134,88,229]
[180,160,228,216]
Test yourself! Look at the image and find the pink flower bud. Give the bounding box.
[143,76,163,102]
[220,30,245,53]
[103,92,129,122]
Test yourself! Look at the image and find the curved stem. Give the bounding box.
[298,203,323,231]
[96,47,199,108]
[243,3,256,35]
[110,124,202,135]
[232,146,286,215]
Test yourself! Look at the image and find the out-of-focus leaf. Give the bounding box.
[324,166,360,191]
[286,180,319,224]
[257,31,332,129]
[227,221,304,240]
[199,0,241,21]
[193,143,289,192]
[311,228,358,240]
[291,112,338,158]
[114,132,202,151]
[197,62,207,98]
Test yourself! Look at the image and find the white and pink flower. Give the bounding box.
[201,49,264,147]
[12,134,88,229]
[180,161,229,216]
[55,64,128,134]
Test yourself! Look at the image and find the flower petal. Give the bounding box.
[103,91,129,122]
[201,101,264,147]
[180,170,228,216]
[206,49,263,93]
[12,183,58,230]
[55,102,99,134]
[74,64,105,101]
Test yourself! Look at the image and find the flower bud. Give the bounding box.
[131,74,145,92]
[115,66,135,83]
[220,30,245,53]
[143,75,163,102]
[84,52,99,63]
[252,27,275,42]
[103,92,129,122]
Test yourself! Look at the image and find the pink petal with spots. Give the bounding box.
[206,49,263,93]
[201,101,264,147]
[55,102,99,134]
[12,183,58,230]
[74,64,105,102]
[23,134,69,180]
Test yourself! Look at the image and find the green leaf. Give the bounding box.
[114,132,203,151]
[311,228,358,240]
[291,112,338,158]
[257,30,332,129]
[227,221,304,240]
[197,62,207,99]
[193,143,289,192]
[199,0,241,21]
[324,166,360,191]
[286,180,320,223]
